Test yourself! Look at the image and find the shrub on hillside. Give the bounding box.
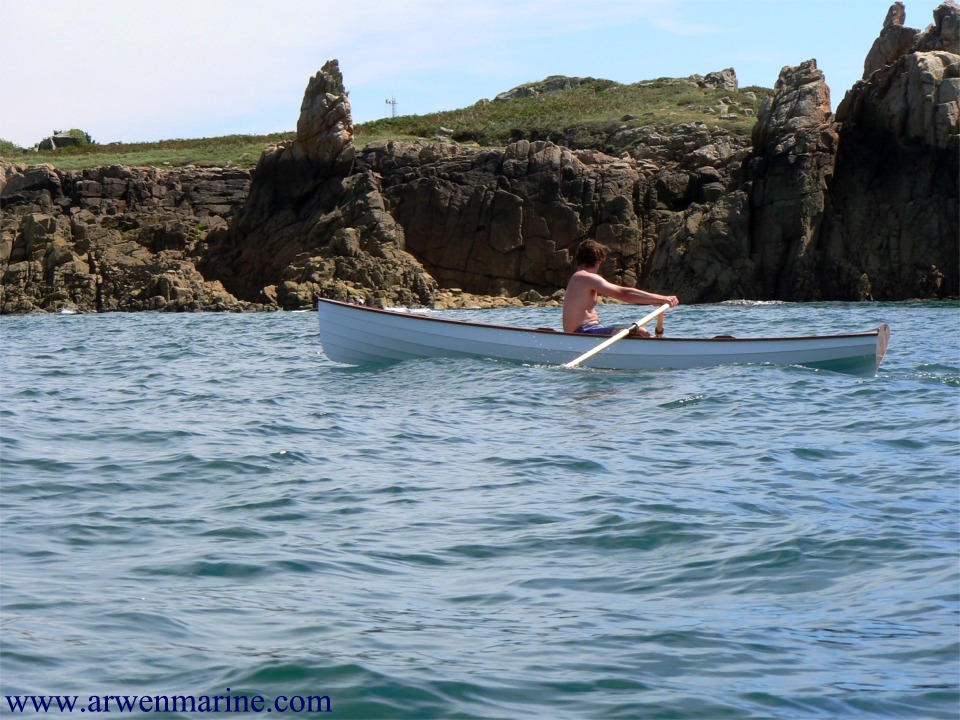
[0,138,23,154]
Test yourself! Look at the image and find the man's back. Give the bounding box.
[562,269,602,332]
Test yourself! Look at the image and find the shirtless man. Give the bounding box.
[562,240,679,336]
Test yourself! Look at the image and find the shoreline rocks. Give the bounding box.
[0,163,268,314]
[2,2,956,315]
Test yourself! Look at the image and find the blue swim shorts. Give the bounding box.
[574,323,615,335]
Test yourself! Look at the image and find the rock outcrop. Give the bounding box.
[495,76,593,102]
[204,66,755,304]
[639,1,958,302]
[362,140,652,296]
[199,1,956,307]
[1,3,956,314]
[822,0,959,299]
[864,3,921,77]
[201,60,438,309]
[747,59,840,299]
[0,162,259,313]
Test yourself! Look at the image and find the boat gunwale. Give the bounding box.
[317,297,883,343]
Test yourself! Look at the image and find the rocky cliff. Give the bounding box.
[200,60,438,310]
[2,2,956,314]
[652,2,957,303]
[0,163,261,313]
[821,1,959,299]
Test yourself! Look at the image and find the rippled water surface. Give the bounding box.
[2,301,958,719]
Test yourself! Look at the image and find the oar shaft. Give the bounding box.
[563,327,633,368]
[563,303,671,368]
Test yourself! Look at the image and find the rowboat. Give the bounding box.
[317,298,890,375]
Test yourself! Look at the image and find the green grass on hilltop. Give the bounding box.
[361,79,769,146]
[0,134,295,172]
[2,78,771,171]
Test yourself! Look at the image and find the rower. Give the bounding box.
[562,240,679,335]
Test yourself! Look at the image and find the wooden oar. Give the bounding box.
[563,303,671,369]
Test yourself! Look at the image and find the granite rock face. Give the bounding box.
[626,1,958,302]
[0,162,259,313]
[203,66,754,305]
[362,140,653,296]
[200,59,438,309]
[1,3,956,314]
[821,0,959,299]
[747,59,840,300]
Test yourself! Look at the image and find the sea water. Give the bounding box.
[1,301,957,719]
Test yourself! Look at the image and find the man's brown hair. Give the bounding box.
[575,240,608,268]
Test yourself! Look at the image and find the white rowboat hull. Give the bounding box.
[317,299,890,375]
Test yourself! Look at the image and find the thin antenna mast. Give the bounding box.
[385,93,397,118]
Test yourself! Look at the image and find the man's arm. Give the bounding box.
[591,274,679,307]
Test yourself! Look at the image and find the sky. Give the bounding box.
[1,0,948,148]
